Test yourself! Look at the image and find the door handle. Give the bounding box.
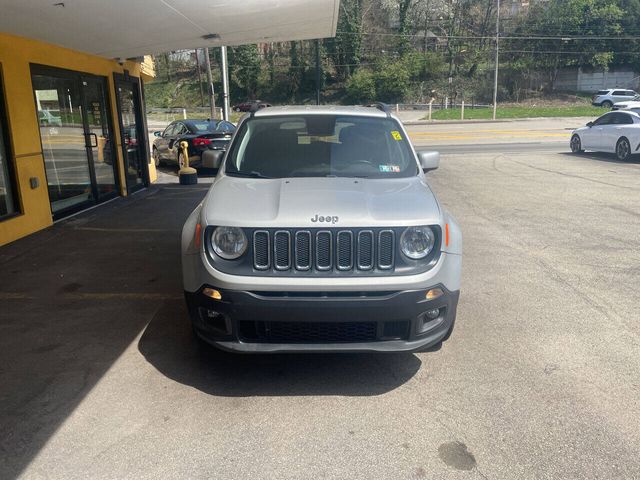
[85,132,98,148]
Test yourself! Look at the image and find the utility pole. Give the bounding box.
[492,0,501,120]
[194,48,205,108]
[203,47,216,119]
[315,39,321,105]
[220,46,230,121]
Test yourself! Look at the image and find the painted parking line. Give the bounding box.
[409,128,567,135]
[409,132,569,141]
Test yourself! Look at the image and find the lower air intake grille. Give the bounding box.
[239,321,378,343]
[382,320,410,339]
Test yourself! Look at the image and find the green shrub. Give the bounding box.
[375,61,410,103]
[345,69,377,103]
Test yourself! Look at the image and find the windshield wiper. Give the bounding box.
[326,174,371,179]
[225,170,273,179]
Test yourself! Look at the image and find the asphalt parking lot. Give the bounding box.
[2,119,640,479]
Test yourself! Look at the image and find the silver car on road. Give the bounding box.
[182,105,462,353]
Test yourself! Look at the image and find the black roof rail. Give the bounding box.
[249,103,261,116]
[364,102,391,117]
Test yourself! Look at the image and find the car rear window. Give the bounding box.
[225,115,418,179]
[191,122,217,132]
[597,90,609,95]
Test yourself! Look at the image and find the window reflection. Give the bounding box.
[33,74,93,213]
[0,97,17,218]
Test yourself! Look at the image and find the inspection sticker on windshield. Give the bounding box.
[391,131,403,141]
[380,165,401,173]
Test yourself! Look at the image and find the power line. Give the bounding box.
[336,30,640,41]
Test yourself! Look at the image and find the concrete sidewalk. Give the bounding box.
[0,185,208,478]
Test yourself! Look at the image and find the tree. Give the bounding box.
[231,44,261,99]
[326,0,363,80]
[506,0,626,90]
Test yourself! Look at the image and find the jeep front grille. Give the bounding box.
[253,231,270,270]
[252,229,396,273]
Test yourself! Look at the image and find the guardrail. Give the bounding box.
[395,102,491,111]
[146,107,223,122]
[393,102,491,120]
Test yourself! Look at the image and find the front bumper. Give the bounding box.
[185,286,459,353]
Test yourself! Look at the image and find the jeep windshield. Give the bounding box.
[224,115,418,179]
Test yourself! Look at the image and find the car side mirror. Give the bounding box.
[153,131,162,137]
[587,122,594,128]
[417,150,440,173]
[202,149,224,169]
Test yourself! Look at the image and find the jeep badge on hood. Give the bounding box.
[311,214,339,224]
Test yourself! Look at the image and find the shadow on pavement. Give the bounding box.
[138,299,422,397]
[559,151,640,164]
[0,184,207,478]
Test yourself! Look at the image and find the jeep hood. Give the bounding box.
[202,176,442,228]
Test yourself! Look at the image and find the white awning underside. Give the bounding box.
[0,0,340,59]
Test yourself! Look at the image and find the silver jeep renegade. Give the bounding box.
[181,105,462,353]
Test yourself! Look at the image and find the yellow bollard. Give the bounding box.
[178,140,198,185]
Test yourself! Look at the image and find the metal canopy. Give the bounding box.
[0,0,340,59]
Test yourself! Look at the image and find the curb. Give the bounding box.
[403,119,512,126]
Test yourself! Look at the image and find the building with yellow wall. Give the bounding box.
[0,32,157,246]
[0,0,338,246]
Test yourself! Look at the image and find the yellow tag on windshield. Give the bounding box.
[391,131,403,141]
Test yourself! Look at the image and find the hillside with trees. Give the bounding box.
[145,0,640,109]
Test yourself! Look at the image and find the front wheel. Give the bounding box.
[602,100,613,108]
[616,137,632,161]
[152,147,161,167]
[570,135,583,153]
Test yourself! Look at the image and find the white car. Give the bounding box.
[591,89,638,108]
[570,110,640,161]
[612,95,640,110]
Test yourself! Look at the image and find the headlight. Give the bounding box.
[211,226,247,260]
[400,226,436,260]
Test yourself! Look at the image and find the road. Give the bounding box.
[2,118,640,479]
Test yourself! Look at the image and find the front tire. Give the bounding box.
[616,137,632,161]
[570,135,583,153]
[152,147,161,167]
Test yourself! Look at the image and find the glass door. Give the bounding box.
[33,72,94,215]
[82,77,118,200]
[115,76,148,193]
[32,67,118,218]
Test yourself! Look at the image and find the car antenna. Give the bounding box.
[365,102,391,118]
